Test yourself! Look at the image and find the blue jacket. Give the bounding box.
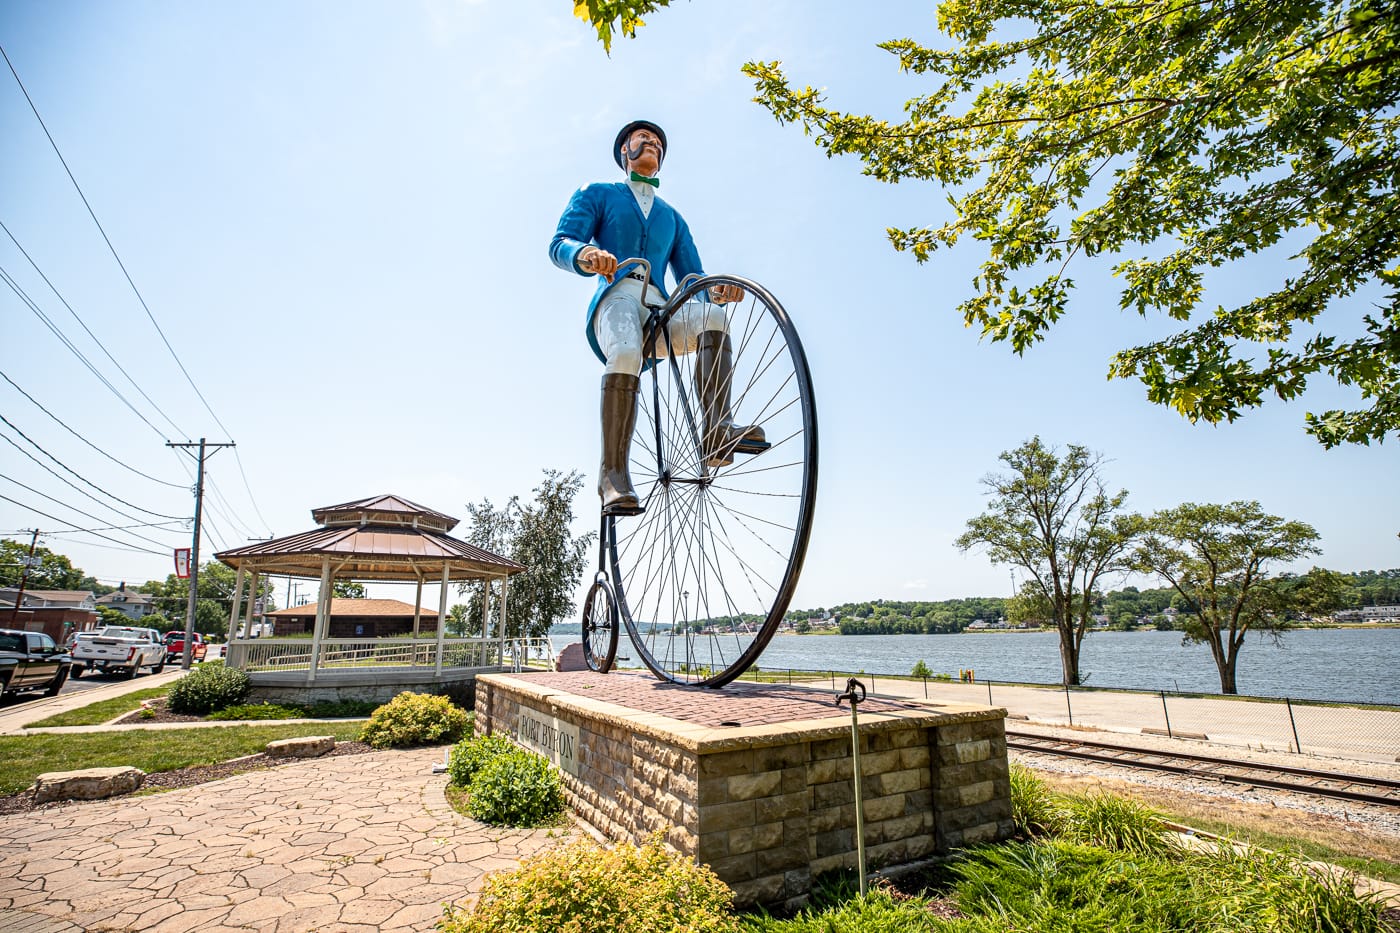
[549,181,705,364]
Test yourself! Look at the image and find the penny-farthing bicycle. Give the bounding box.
[581,259,817,687]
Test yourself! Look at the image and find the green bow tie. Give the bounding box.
[629,171,659,188]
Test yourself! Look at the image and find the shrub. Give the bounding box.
[1062,791,1173,856]
[911,660,933,678]
[206,702,301,721]
[440,836,737,933]
[466,749,565,827]
[1008,764,1065,838]
[166,663,251,715]
[358,691,468,749]
[305,699,379,718]
[447,733,516,787]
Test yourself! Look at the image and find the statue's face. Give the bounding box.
[623,128,663,177]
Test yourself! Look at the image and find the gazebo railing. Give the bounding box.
[227,636,506,674]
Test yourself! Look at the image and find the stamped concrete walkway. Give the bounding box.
[0,746,573,932]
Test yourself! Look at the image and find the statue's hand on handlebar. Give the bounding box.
[578,246,618,281]
[710,283,744,305]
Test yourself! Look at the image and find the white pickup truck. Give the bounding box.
[71,626,166,678]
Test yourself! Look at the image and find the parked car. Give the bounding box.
[71,625,165,678]
[163,630,207,663]
[0,628,73,697]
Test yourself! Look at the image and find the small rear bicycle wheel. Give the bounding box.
[581,577,619,673]
[609,274,817,687]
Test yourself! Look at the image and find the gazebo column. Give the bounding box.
[435,565,449,676]
[412,570,424,642]
[308,557,332,682]
[499,575,509,663]
[481,580,491,664]
[243,571,260,641]
[226,566,246,644]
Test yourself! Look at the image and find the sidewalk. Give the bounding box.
[0,745,571,932]
[863,677,1400,766]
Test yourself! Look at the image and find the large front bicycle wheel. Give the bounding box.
[608,274,817,687]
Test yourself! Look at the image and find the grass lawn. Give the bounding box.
[0,722,365,795]
[24,685,172,728]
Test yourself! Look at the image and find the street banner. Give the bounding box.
[174,548,191,579]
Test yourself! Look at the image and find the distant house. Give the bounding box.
[96,584,158,620]
[0,588,96,611]
[1360,605,1400,622]
[0,588,99,641]
[265,598,440,638]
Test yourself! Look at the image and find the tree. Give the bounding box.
[576,0,1400,446]
[956,438,1139,685]
[0,538,87,590]
[445,604,477,638]
[148,561,276,634]
[1134,501,1321,694]
[332,581,367,599]
[460,470,595,641]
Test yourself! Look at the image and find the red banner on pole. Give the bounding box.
[174,548,191,579]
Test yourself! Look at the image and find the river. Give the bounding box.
[551,628,1400,705]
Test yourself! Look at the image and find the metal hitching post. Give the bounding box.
[836,677,868,896]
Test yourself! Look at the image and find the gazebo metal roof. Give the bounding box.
[215,494,523,581]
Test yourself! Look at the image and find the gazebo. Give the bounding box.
[215,495,525,699]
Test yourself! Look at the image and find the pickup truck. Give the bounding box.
[0,628,73,697]
[164,630,207,663]
[71,626,166,678]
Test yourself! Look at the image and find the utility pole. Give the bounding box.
[8,528,40,626]
[168,438,235,669]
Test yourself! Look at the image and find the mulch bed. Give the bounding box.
[0,741,374,816]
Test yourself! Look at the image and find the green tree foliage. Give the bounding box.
[460,470,594,641]
[957,438,1141,685]
[1134,501,1321,694]
[576,0,1400,446]
[571,0,675,53]
[0,538,87,590]
[445,604,476,638]
[145,561,276,636]
[332,581,367,599]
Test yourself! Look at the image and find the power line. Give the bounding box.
[0,412,186,520]
[231,449,273,536]
[0,474,183,551]
[1,45,230,439]
[0,436,176,528]
[0,264,169,440]
[205,475,257,539]
[2,44,274,542]
[0,492,168,556]
[0,369,186,489]
[0,221,189,439]
[45,519,188,535]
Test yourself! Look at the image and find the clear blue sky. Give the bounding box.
[2,0,1396,615]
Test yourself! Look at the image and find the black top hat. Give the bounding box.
[614,120,667,170]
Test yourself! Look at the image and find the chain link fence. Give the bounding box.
[734,666,1400,764]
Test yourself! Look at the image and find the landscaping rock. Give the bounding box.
[555,642,588,671]
[266,735,335,758]
[33,767,145,803]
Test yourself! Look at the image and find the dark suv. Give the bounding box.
[0,629,72,698]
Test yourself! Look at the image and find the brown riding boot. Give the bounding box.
[695,330,767,468]
[599,372,643,515]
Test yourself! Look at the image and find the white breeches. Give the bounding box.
[595,281,728,376]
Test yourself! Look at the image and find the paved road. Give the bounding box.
[0,745,571,932]
[0,669,186,735]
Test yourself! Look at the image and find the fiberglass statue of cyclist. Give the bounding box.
[550,119,765,515]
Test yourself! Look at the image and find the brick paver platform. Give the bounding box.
[511,670,928,728]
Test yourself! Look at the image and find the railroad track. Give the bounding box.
[1006,730,1400,809]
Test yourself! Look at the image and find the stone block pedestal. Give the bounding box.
[476,671,1013,909]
